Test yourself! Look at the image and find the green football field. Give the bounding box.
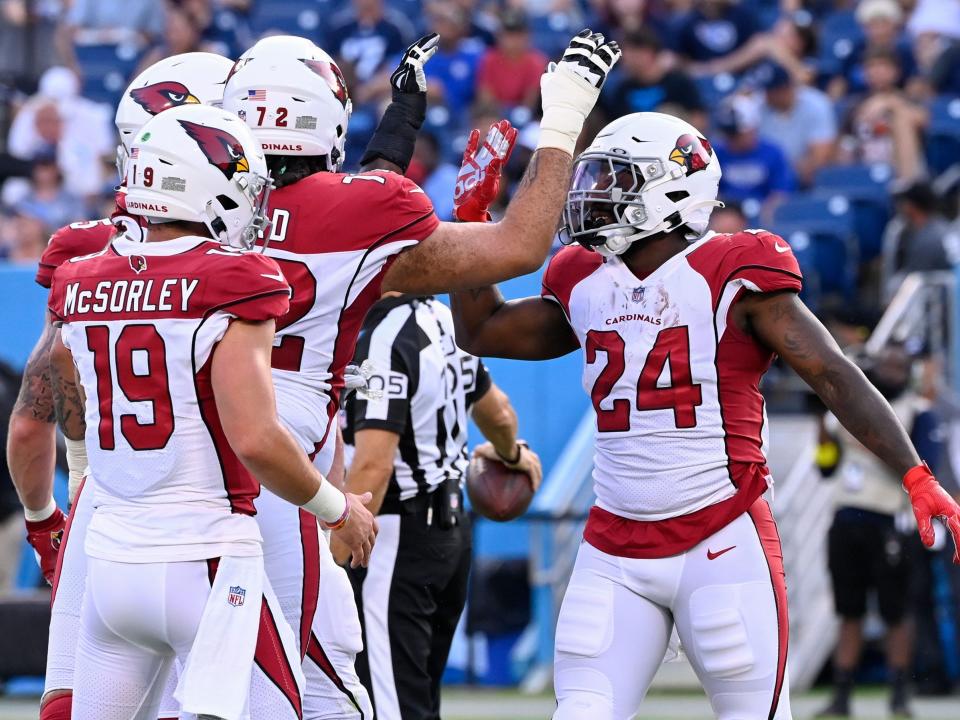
[2,688,957,719]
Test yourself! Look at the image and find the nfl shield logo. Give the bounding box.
[632,286,645,303]
[228,585,246,607]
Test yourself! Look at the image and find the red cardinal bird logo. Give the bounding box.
[129,255,147,274]
[669,133,714,176]
[130,81,201,115]
[299,59,349,108]
[178,120,250,179]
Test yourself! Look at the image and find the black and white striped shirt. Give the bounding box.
[345,296,491,503]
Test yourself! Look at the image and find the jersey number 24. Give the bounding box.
[586,326,702,432]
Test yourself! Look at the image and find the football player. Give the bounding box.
[220,30,619,717]
[448,111,960,719]
[5,52,235,720]
[47,103,376,720]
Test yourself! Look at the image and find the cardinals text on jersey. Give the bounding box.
[542,229,802,558]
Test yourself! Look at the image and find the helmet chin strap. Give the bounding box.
[595,199,724,257]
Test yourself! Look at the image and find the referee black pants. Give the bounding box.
[348,494,471,720]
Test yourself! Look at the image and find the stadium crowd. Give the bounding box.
[1,0,960,709]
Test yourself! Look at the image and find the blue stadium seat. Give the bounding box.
[75,42,143,107]
[811,163,893,260]
[773,195,858,302]
[925,95,960,176]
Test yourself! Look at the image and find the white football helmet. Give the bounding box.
[222,35,352,170]
[562,112,723,257]
[123,104,271,249]
[115,52,234,177]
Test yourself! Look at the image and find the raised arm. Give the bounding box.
[359,34,438,175]
[381,31,621,294]
[450,286,578,360]
[741,290,960,560]
[212,318,377,567]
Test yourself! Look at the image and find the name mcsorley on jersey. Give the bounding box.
[63,278,200,315]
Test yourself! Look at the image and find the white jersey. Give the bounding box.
[541,230,803,558]
[261,170,439,470]
[48,235,291,562]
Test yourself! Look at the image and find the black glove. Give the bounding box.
[360,33,440,172]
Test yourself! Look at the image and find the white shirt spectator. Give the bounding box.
[759,85,837,167]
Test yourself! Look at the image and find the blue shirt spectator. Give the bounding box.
[674,0,758,62]
[325,0,414,83]
[424,3,485,124]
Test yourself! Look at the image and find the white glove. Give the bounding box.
[538,30,621,155]
[343,360,382,400]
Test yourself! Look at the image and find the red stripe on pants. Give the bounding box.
[306,632,364,718]
[298,509,321,660]
[748,499,789,720]
[50,477,86,607]
[255,601,304,718]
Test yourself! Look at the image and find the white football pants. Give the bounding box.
[553,500,791,720]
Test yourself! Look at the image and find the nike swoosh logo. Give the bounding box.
[707,546,736,560]
[261,272,285,282]
[774,243,790,253]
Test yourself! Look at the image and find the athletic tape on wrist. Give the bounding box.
[301,480,347,524]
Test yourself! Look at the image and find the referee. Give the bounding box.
[334,293,540,720]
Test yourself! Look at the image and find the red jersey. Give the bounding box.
[541,230,802,558]
[259,169,440,470]
[48,236,290,562]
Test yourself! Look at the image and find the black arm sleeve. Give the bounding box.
[359,92,426,173]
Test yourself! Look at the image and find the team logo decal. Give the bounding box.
[632,286,645,303]
[226,57,250,85]
[299,59,349,108]
[669,133,713,176]
[228,585,246,607]
[178,120,250,179]
[129,255,147,274]
[130,81,200,115]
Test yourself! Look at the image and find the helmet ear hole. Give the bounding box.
[666,190,690,203]
[217,194,239,210]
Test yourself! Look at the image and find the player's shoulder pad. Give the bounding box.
[542,245,604,314]
[688,230,803,303]
[36,218,115,288]
[200,246,291,321]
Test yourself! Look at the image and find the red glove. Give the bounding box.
[453,119,518,222]
[904,463,960,564]
[25,508,67,585]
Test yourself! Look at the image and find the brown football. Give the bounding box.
[466,455,534,522]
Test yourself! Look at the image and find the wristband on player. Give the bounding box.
[323,504,351,531]
[24,497,58,523]
[497,440,528,467]
[359,93,426,173]
[301,480,348,526]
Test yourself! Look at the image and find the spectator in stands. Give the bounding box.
[475,9,546,115]
[55,0,166,74]
[407,132,458,221]
[881,180,960,300]
[0,211,46,262]
[840,46,927,181]
[708,201,748,234]
[816,346,923,719]
[828,0,916,99]
[687,12,818,86]
[675,0,759,64]
[590,0,673,38]
[326,0,414,103]
[714,94,796,219]
[14,158,86,233]
[600,28,706,130]
[7,66,114,198]
[908,0,960,97]
[423,2,486,126]
[136,4,223,75]
[0,0,62,85]
[758,63,838,186]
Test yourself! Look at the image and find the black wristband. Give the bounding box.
[496,441,525,465]
[359,92,426,173]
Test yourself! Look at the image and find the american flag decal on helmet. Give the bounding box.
[247,89,266,101]
[228,585,246,607]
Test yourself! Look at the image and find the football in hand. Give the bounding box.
[466,455,534,522]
